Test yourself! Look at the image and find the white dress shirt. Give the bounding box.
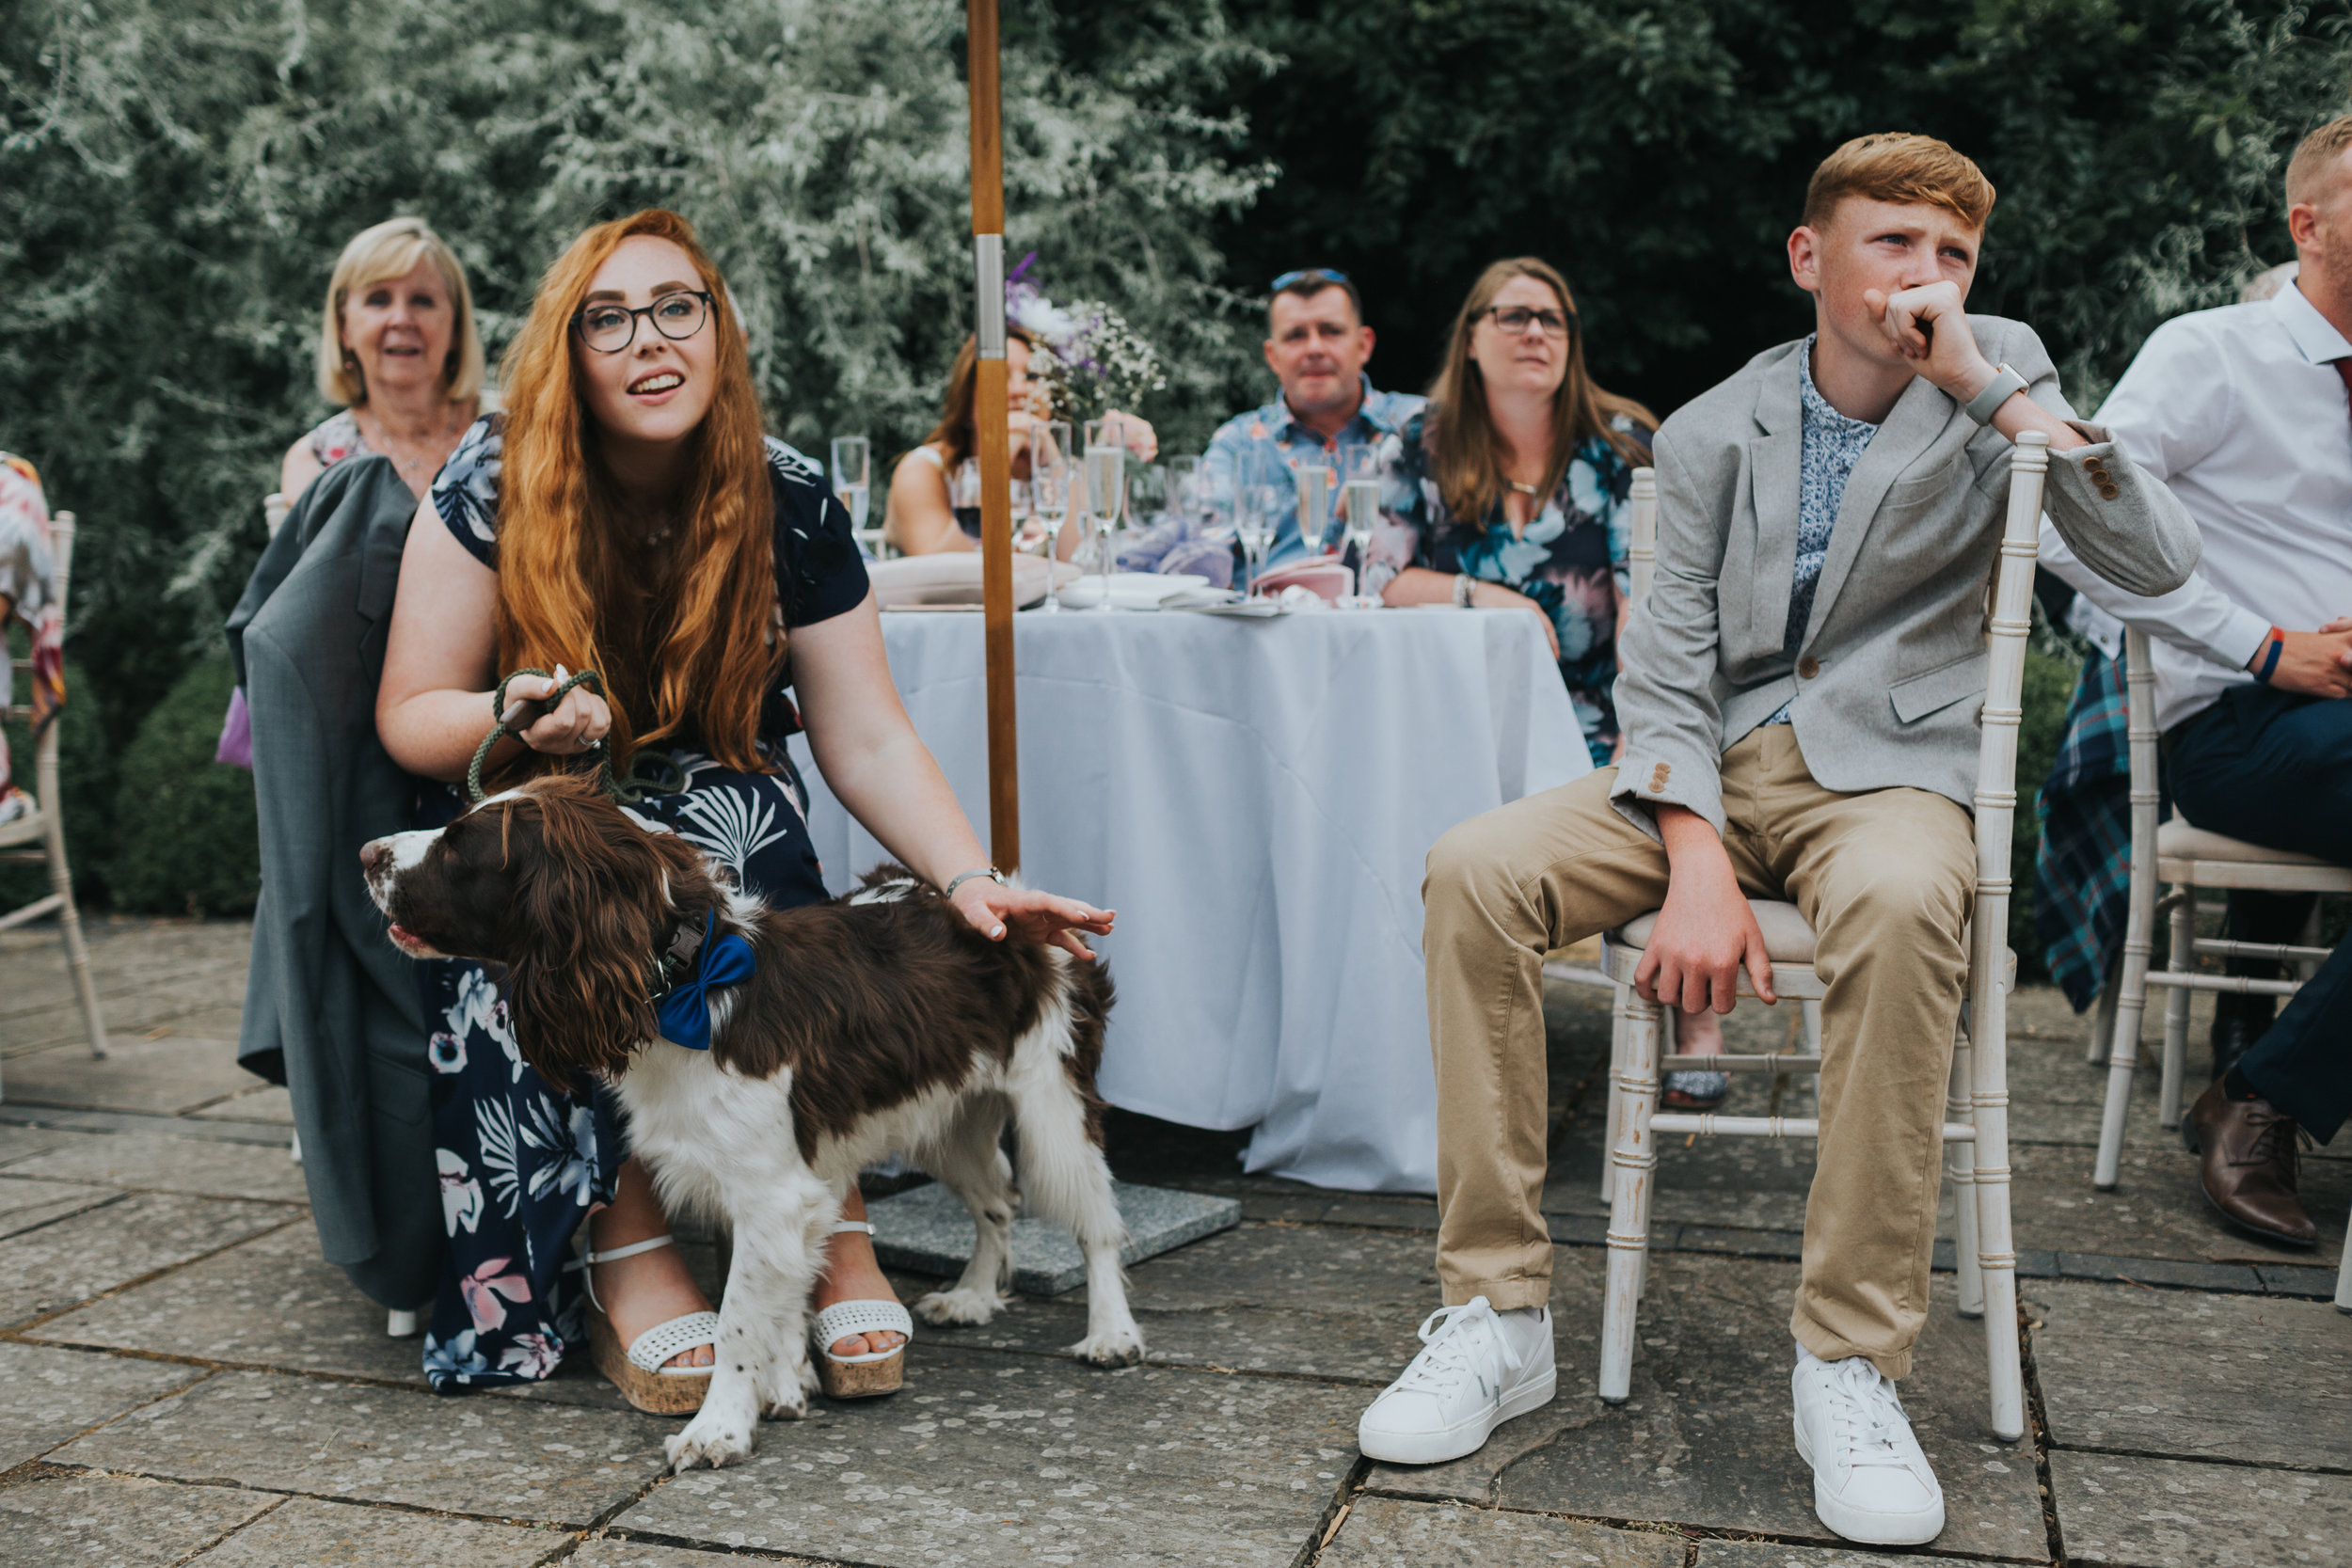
[2038,280,2352,731]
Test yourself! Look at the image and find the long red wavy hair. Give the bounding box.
[493,210,777,777]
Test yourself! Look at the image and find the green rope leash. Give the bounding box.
[465,667,693,807]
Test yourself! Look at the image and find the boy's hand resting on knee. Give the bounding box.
[1635,805,1776,1015]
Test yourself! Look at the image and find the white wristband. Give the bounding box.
[1961,363,2028,426]
[1454,573,1476,609]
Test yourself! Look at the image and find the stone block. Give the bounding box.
[1375,1253,2047,1562]
[190,1085,295,1124]
[199,1497,566,1566]
[0,1192,294,1330]
[2029,1279,2352,1467]
[0,1468,273,1567]
[572,1541,829,1566]
[0,1176,119,1239]
[49,1369,671,1527]
[1692,1539,1977,1568]
[902,1222,1441,1383]
[1,1033,263,1117]
[2053,1450,2349,1568]
[2,1130,309,1204]
[1322,1497,1686,1567]
[0,1340,209,1469]
[0,1124,89,1168]
[869,1180,1239,1295]
[610,1346,1362,1564]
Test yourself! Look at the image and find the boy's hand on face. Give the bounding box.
[1866,280,1999,406]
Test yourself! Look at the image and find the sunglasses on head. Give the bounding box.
[1271,268,1351,293]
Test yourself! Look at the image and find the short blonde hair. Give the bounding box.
[1803,133,1996,233]
[2286,115,2352,209]
[316,218,485,406]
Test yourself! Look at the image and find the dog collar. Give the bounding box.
[648,910,756,1053]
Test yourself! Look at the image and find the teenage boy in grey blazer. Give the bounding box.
[1358,135,2201,1545]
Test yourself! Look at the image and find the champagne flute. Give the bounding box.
[1083,417,1127,610]
[1236,483,1279,595]
[1341,444,1383,602]
[1294,451,1335,561]
[830,436,870,536]
[1167,455,1201,524]
[1030,420,1073,611]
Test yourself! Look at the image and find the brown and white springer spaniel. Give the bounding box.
[359,774,1139,1471]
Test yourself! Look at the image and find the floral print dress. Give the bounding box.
[1369,409,1650,767]
[414,416,869,1391]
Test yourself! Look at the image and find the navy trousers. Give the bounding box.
[2165,685,2352,1040]
[2239,937,2352,1143]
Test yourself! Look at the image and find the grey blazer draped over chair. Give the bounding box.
[1613,316,2202,837]
[229,455,438,1310]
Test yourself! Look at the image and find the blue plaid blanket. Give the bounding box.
[2034,650,2134,1012]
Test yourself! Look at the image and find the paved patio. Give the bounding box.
[1,917,2344,1567]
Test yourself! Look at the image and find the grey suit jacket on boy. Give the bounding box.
[1611,316,2201,838]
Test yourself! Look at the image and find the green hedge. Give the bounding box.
[102,656,259,918]
[0,657,115,912]
[2010,646,2079,981]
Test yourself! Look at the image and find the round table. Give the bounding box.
[786,604,1591,1193]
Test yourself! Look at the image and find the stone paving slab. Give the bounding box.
[49,1367,672,1526]
[0,1032,264,1116]
[0,1173,119,1238]
[0,1467,277,1567]
[573,1540,827,1566]
[192,1084,294,1124]
[197,1495,569,1565]
[0,1123,88,1167]
[0,1191,295,1329]
[1691,1542,1967,1568]
[1319,1497,1686,1566]
[899,1222,1440,1383]
[2028,1279,2352,1468]
[869,1180,1240,1295]
[0,1340,210,1469]
[611,1347,1362,1565]
[5,974,253,1056]
[2051,1449,2350,1568]
[1373,1254,2048,1562]
[1,1127,308,1202]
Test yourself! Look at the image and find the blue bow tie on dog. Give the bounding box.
[654,910,756,1052]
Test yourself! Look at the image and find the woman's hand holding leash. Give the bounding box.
[504,663,612,755]
[948,879,1115,960]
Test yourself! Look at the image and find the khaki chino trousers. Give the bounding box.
[1423,726,1975,1378]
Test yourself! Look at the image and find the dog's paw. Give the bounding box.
[915,1286,1006,1327]
[757,1356,818,1419]
[1069,1325,1145,1367]
[666,1412,757,1472]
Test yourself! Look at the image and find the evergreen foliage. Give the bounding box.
[102,654,260,916]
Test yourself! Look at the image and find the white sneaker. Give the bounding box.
[1791,1346,1946,1545]
[1357,1297,1556,1465]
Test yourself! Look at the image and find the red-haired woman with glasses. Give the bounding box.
[376,210,1111,1411]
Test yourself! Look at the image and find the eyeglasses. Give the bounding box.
[575,291,714,355]
[1271,268,1351,293]
[1480,305,1576,339]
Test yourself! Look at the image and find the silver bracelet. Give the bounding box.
[1453,572,1476,609]
[943,867,1006,901]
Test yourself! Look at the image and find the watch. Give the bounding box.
[1453,573,1476,609]
[1961,362,2028,426]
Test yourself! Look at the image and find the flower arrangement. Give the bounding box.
[1007,253,1167,421]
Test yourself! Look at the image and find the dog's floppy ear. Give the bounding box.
[499,777,720,1091]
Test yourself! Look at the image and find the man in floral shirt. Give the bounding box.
[1201,269,1424,565]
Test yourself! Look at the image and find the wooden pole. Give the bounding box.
[967,0,1019,873]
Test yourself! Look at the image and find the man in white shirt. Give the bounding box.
[2039,114,2352,1244]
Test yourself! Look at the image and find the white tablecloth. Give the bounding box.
[786,606,1590,1193]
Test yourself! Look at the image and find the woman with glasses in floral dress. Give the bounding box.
[375,210,1112,1411]
[1371,257,1728,1107]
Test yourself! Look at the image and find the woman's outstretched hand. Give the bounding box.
[947,880,1116,960]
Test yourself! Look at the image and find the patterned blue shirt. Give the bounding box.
[1201,375,1427,565]
[1770,336,1879,722]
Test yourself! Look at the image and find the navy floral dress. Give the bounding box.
[1368,409,1651,767]
[414,416,869,1392]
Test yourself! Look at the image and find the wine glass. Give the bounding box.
[1294,450,1335,561]
[1030,420,1073,611]
[1340,444,1383,602]
[830,436,870,536]
[1236,483,1279,595]
[1167,455,1201,523]
[1083,417,1127,610]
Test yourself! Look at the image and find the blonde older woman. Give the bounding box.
[278,218,486,503]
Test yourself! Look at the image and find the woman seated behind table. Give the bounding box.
[882,325,1154,558]
[1373,256,1728,1107]
[374,209,1111,1409]
[280,217,486,504]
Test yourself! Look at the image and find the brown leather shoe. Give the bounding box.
[2183,1082,2317,1247]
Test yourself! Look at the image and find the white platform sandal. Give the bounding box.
[575,1233,720,1417]
[811,1220,913,1399]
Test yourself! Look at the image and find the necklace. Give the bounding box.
[1507,480,1541,497]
